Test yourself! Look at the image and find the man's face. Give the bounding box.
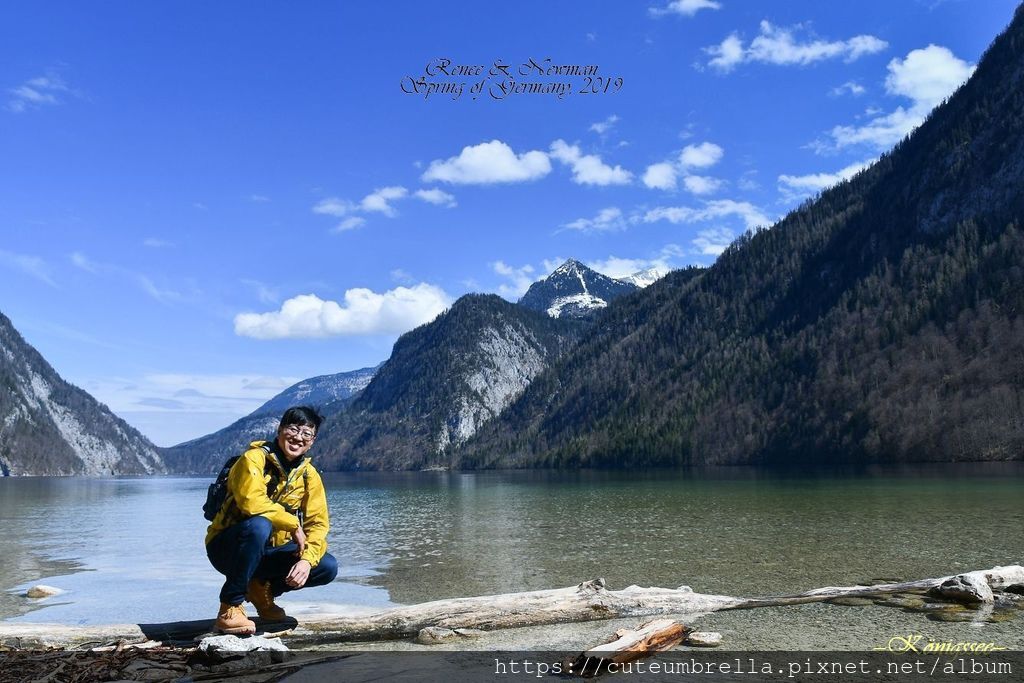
[276,423,316,461]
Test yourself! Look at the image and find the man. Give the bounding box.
[205,406,338,634]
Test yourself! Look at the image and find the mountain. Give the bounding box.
[457,6,1024,468]
[519,259,638,319]
[618,267,669,289]
[159,365,378,473]
[313,294,583,470]
[0,312,164,476]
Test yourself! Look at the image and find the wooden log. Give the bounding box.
[1,565,1020,649]
[566,618,690,677]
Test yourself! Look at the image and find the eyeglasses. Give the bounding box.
[282,425,316,441]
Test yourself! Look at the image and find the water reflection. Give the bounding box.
[0,464,1021,636]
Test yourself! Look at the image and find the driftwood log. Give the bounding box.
[567,618,691,677]
[1,565,1020,649]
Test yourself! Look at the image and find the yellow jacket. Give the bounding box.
[204,441,330,567]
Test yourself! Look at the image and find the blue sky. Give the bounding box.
[1,0,1017,446]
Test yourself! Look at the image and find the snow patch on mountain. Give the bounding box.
[547,293,608,318]
[618,267,669,288]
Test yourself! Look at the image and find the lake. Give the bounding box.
[1,464,1021,649]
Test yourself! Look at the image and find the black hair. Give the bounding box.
[279,406,324,432]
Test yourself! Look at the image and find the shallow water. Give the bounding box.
[1,464,1021,648]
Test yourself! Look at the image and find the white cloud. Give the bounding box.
[683,175,723,195]
[831,81,866,97]
[250,194,270,203]
[706,21,887,73]
[333,216,366,232]
[650,0,721,18]
[0,249,57,287]
[589,114,620,135]
[491,261,537,299]
[778,159,876,200]
[360,186,408,216]
[644,199,770,230]
[825,45,974,151]
[549,140,633,186]
[692,227,736,255]
[422,140,551,184]
[645,141,723,193]
[679,142,724,168]
[313,197,355,217]
[414,188,457,207]
[586,244,685,279]
[233,285,452,339]
[643,162,678,190]
[562,207,629,233]
[6,74,71,113]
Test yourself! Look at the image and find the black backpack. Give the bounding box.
[203,444,277,521]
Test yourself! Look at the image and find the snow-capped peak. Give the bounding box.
[618,267,669,288]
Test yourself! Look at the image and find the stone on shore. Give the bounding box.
[197,634,289,654]
[685,631,723,647]
[929,574,994,604]
[415,626,485,645]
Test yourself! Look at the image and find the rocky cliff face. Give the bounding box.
[0,312,164,476]
[313,294,582,470]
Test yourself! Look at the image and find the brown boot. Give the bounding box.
[215,602,256,635]
[246,578,288,621]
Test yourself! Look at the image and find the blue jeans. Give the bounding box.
[206,516,338,606]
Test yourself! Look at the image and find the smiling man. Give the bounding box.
[204,406,337,634]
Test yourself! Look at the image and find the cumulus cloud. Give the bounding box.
[679,142,724,168]
[706,21,887,73]
[562,207,629,233]
[831,81,866,97]
[589,114,620,135]
[683,175,724,195]
[491,261,537,299]
[778,159,876,201]
[549,140,633,186]
[422,140,551,184]
[824,45,974,151]
[414,188,457,207]
[314,185,453,232]
[642,162,677,190]
[644,199,770,230]
[645,142,724,193]
[233,285,452,339]
[650,0,721,18]
[333,216,366,233]
[6,74,72,113]
[312,197,355,217]
[0,249,57,287]
[360,186,408,216]
[692,227,736,255]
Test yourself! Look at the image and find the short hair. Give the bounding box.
[279,406,324,433]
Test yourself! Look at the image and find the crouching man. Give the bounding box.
[205,406,338,634]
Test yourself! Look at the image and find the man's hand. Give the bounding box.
[292,525,307,558]
[285,559,311,588]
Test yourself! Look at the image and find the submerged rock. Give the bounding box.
[25,585,63,598]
